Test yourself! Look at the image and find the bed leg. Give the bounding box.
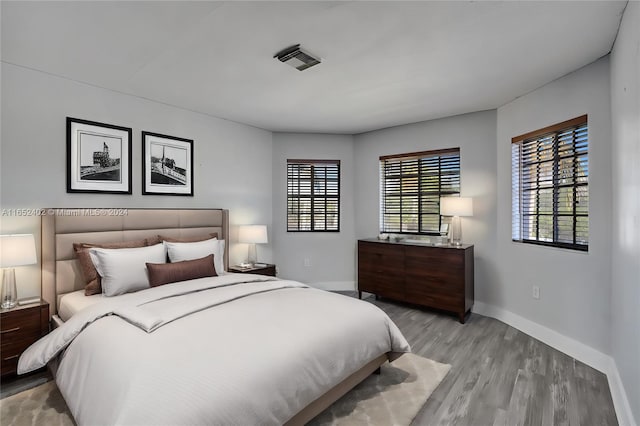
[358,291,362,299]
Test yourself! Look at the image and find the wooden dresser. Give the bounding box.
[358,239,474,323]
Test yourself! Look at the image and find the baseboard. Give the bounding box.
[606,358,637,426]
[473,301,636,426]
[307,281,356,292]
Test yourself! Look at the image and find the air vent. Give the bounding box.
[274,44,321,71]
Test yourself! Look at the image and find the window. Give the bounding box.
[287,160,340,232]
[512,115,588,251]
[380,148,460,234]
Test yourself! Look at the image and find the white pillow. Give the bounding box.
[164,238,225,275]
[89,244,167,297]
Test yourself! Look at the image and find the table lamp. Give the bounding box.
[238,225,268,266]
[0,234,37,309]
[440,197,473,246]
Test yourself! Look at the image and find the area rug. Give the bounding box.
[0,380,71,426]
[309,353,451,425]
[0,353,449,426]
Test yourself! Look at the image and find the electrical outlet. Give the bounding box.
[532,285,540,300]
[303,258,311,267]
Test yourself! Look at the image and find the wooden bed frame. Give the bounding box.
[40,208,390,425]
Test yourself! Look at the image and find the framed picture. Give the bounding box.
[67,117,132,194]
[142,131,194,196]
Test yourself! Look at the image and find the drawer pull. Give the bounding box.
[0,327,20,334]
[3,354,20,361]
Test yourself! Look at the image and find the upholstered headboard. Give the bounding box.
[41,208,229,318]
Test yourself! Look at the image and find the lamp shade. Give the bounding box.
[0,234,37,267]
[440,197,473,217]
[238,225,268,244]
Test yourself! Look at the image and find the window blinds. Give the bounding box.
[380,148,460,234]
[512,115,588,251]
[287,160,340,232]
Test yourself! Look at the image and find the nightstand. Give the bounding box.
[1,300,49,378]
[229,264,277,277]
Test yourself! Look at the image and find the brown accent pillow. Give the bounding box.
[146,254,217,287]
[73,238,150,296]
[145,235,163,246]
[158,233,218,243]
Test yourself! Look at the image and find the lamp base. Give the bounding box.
[449,216,463,246]
[1,268,17,309]
[247,243,258,266]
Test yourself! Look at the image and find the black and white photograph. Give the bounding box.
[142,131,193,196]
[66,117,132,193]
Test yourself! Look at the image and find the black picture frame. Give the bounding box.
[142,131,194,196]
[67,117,132,194]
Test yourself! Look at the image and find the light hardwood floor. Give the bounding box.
[363,295,618,426]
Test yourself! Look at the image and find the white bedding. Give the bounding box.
[57,290,104,322]
[20,274,410,425]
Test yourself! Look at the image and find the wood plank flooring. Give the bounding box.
[365,295,618,426]
[1,293,619,426]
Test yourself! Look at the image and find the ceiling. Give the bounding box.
[1,1,627,134]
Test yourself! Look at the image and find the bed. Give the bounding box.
[19,209,410,425]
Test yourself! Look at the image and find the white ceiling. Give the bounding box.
[1,1,627,134]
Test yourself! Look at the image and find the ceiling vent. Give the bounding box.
[274,44,321,71]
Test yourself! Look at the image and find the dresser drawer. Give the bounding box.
[358,254,403,275]
[404,245,464,269]
[359,241,396,253]
[404,272,464,295]
[405,284,464,312]
[1,355,20,377]
[359,243,403,270]
[1,337,36,362]
[1,309,41,339]
[358,272,404,300]
[404,258,464,290]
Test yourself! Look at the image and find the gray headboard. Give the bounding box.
[41,208,229,318]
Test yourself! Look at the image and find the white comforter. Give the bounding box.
[19,274,410,426]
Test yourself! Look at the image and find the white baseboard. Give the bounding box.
[473,301,636,426]
[606,358,637,426]
[307,281,356,292]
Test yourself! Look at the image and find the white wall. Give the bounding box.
[271,133,355,290]
[610,1,640,423]
[496,57,612,354]
[353,110,498,303]
[0,63,274,298]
